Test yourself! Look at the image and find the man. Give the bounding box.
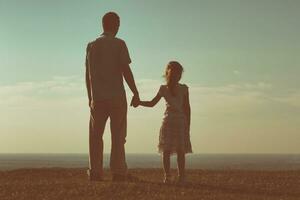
[85,12,139,181]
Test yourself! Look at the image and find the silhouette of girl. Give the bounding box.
[137,61,192,184]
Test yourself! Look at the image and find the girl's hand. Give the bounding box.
[130,95,140,108]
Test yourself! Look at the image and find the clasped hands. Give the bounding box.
[130,94,140,108]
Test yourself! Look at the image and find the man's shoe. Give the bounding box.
[112,173,139,182]
[175,175,186,186]
[87,170,103,182]
[125,173,140,182]
[89,175,103,182]
[112,174,126,182]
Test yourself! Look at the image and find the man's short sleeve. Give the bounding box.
[85,43,91,68]
[183,84,189,97]
[120,41,131,65]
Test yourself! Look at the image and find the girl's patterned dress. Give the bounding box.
[158,83,192,154]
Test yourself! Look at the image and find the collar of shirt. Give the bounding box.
[101,32,115,37]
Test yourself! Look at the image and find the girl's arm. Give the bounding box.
[183,88,191,133]
[139,93,161,107]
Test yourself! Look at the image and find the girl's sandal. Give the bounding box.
[163,174,172,184]
[176,175,186,186]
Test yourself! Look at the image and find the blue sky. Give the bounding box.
[0,0,299,153]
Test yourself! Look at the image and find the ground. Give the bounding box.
[0,168,299,200]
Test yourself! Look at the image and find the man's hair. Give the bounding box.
[102,12,120,31]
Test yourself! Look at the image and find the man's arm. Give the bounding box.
[122,64,139,106]
[85,44,92,107]
[119,40,139,106]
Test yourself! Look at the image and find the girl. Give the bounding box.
[137,61,192,184]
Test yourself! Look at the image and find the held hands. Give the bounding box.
[130,94,140,108]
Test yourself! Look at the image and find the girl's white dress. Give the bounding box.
[158,83,192,154]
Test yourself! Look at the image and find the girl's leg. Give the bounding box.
[177,150,185,181]
[162,151,171,182]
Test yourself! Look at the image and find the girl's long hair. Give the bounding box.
[164,61,183,96]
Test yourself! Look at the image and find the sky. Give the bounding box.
[0,0,299,154]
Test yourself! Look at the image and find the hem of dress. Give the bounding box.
[158,148,193,155]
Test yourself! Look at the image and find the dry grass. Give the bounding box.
[0,168,299,200]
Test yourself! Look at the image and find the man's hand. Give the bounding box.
[122,64,140,107]
[130,95,140,108]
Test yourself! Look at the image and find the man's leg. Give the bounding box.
[109,96,128,177]
[88,101,109,180]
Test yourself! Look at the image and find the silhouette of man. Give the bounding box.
[85,12,139,181]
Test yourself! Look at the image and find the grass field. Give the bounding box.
[0,168,299,200]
